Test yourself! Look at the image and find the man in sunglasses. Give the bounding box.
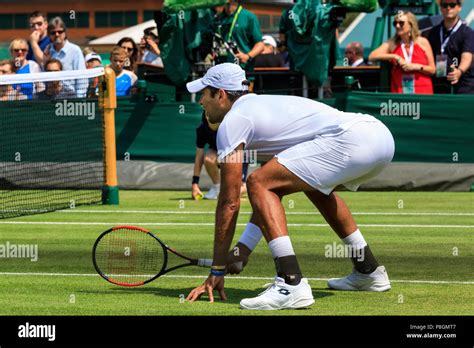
[45,17,87,97]
[27,11,51,64]
[428,0,474,94]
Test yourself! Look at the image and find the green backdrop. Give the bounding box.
[114,92,474,164]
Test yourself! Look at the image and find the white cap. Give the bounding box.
[186,63,248,93]
[262,35,277,48]
[85,52,102,63]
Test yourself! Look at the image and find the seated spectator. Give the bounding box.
[9,39,42,99]
[118,37,139,73]
[140,27,164,67]
[28,11,51,64]
[344,42,371,67]
[108,47,137,97]
[35,58,76,100]
[45,17,87,96]
[84,52,102,97]
[253,35,285,68]
[369,11,435,94]
[0,60,28,101]
[428,0,474,94]
[85,52,103,69]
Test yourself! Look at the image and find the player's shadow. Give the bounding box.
[104,286,334,305]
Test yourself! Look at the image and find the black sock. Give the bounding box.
[351,245,379,274]
[274,255,302,285]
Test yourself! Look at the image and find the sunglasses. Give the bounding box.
[49,30,65,35]
[393,20,405,27]
[13,48,27,53]
[121,46,134,52]
[440,2,458,8]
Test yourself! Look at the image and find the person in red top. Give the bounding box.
[369,11,436,94]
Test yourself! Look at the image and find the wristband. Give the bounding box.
[211,265,226,270]
[192,176,200,185]
[458,67,464,75]
[247,53,253,62]
[210,269,225,276]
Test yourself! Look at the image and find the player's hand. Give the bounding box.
[192,184,203,200]
[30,30,41,44]
[226,242,251,275]
[186,275,226,303]
[447,65,461,85]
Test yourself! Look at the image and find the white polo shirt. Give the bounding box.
[216,94,375,161]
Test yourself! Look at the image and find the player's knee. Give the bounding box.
[246,173,261,195]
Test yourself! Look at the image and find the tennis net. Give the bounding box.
[0,67,107,219]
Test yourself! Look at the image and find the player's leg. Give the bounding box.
[239,158,315,310]
[203,149,220,199]
[304,190,390,291]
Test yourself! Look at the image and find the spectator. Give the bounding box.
[0,60,27,101]
[9,39,42,99]
[345,42,371,67]
[108,46,137,97]
[428,0,474,94]
[35,58,76,100]
[369,11,435,94]
[46,17,87,96]
[216,0,264,71]
[84,52,102,97]
[253,35,285,68]
[140,27,164,67]
[27,11,51,64]
[118,37,139,73]
[84,52,103,69]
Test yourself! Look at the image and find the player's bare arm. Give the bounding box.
[186,144,244,302]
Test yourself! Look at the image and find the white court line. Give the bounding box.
[0,272,472,285]
[55,210,474,217]
[0,221,473,228]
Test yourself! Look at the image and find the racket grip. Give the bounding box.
[197,258,213,267]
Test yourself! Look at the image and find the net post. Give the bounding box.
[99,67,119,205]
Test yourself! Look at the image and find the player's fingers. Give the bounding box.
[219,288,227,301]
[206,285,214,303]
[186,287,203,302]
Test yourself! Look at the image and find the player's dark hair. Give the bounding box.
[207,80,250,102]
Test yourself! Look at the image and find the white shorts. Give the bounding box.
[276,119,395,195]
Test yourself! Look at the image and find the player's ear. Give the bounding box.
[218,89,226,99]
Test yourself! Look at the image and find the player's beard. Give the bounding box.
[205,111,220,131]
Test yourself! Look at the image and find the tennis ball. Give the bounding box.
[195,193,203,200]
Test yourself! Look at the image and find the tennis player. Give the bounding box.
[185,63,395,310]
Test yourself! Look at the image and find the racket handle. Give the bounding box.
[197,258,213,267]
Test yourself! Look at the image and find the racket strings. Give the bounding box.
[95,228,165,285]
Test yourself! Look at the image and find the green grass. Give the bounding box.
[0,191,473,315]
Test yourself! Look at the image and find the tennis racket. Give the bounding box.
[92,225,213,287]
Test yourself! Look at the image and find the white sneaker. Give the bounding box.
[240,277,315,310]
[327,265,391,292]
[204,184,220,200]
